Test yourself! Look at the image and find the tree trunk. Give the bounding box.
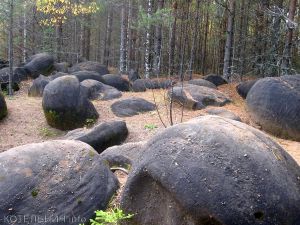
[81,14,91,60]
[223,0,235,81]
[8,0,14,96]
[188,0,200,79]
[119,1,128,74]
[281,0,297,75]
[168,1,178,77]
[127,0,133,71]
[103,5,113,67]
[23,1,27,63]
[56,21,63,61]
[154,0,164,77]
[144,0,153,78]
[202,4,209,75]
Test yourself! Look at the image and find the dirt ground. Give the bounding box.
[0,80,299,165]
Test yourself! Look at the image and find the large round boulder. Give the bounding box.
[42,75,99,130]
[203,74,228,86]
[0,92,7,120]
[188,78,217,89]
[169,84,231,110]
[80,79,122,100]
[102,74,130,92]
[24,53,55,78]
[121,116,300,225]
[236,79,258,99]
[0,140,119,225]
[111,97,156,117]
[71,70,104,83]
[64,121,129,153]
[68,61,109,75]
[246,75,300,141]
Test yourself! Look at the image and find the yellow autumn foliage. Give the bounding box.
[36,0,99,26]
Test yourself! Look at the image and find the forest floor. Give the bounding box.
[0,80,299,165]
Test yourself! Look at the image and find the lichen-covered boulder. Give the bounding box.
[81,79,122,100]
[0,140,119,225]
[188,78,217,89]
[246,75,300,141]
[65,121,128,153]
[169,84,231,110]
[68,61,109,75]
[203,74,228,86]
[42,75,99,130]
[236,79,258,99]
[102,74,130,92]
[111,97,155,117]
[121,116,300,225]
[0,92,7,120]
[24,53,55,78]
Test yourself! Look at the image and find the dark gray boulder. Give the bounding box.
[54,62,70,73]
[246,75,300,141]
[28,75,51,97]
[99,142,146,169]
[71,70,104,83]
[111,97,156,117]
[102,74,130,92]
[203,74,228,86]
[81,79,122,100]
[0,67,28,91]
[132,79,173,92]
[169,84,231,110]
[205,108,241,121]
[68,61,109,75]
[128,69,140,82]
[42,75,99,130]
[0,92,7,120]
[0,140,119,225]
[121,116,300,225]
[64,121,129,153]
[188,78,217,89]
[24,53,55,78]
[131,79,148,92]
[236,79,258,99]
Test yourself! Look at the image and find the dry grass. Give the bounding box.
[0,80,299,165]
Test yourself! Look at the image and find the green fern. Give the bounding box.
[80,208,134,225]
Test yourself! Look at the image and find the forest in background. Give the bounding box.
[0,0,299,81]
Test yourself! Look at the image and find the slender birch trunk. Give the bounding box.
[144,0,153,78]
